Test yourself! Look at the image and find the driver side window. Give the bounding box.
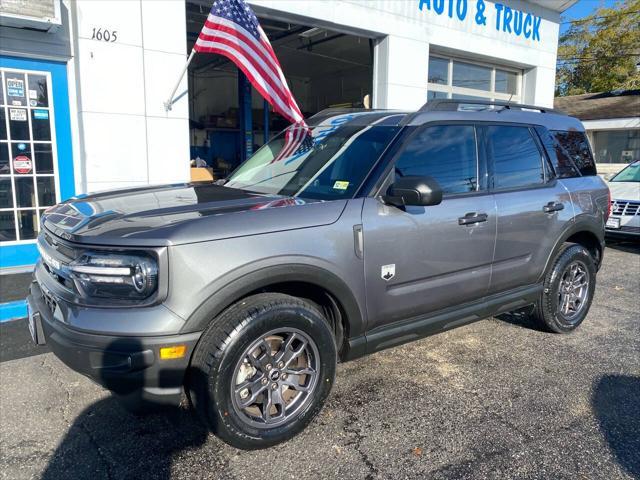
[395,125,479,195]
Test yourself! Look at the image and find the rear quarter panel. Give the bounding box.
[561,176,609,229]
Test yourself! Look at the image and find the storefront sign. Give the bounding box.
[33,109,49,120]
[9,108,27,121]
[13,155,33,174]
[6,78,25,97]
[418,0,542,42]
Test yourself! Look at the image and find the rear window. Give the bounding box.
[485,125,545,189]
[551,130,597,177]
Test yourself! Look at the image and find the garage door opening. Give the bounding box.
[185,2,374,180]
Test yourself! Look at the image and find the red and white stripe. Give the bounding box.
[273,122,311,163]
[195,14,304,125]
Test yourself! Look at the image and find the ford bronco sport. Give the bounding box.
[28,100,609,449]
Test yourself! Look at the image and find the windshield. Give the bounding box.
[224,118,400,200]
[610,161,640,182]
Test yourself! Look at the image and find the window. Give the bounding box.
[486,126,544,189]
[0,69,58,243]
[591,129,639,165]
[552,130,597,176]
[428,56,448,85]
[395,125,478,195]
[452,61,491,91]
[427,55,522,104]
[225,123,400,201]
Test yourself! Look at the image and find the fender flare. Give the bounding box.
[539,215,605,281]
[180,263,366,338]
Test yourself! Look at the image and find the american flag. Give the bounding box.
[194,0,305,126]
[273,122,314,163]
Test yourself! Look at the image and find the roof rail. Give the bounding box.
[418,99,562,114]
[308,107,374,119]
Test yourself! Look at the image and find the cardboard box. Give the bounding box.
[190,167,215,182]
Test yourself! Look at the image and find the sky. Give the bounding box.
[560,0,618,34]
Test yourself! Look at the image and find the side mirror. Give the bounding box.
[383,175,443,207]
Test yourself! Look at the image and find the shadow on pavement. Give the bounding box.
[495,306,541,331]
[592,374,640,479]
[41,339,213,480]
[605,239,640,255]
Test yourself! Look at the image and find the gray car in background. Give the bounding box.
[27,100,609,449]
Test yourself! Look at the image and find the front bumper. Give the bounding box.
[27,280,201,409]
[605,214,640,241]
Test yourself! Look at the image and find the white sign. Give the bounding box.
[9,108,27,121]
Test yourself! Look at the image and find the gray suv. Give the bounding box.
[27,100,609,449]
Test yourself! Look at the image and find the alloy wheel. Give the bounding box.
[231,328,320,429]
[557,260,590,322]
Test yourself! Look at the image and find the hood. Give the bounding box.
[42,183,347,246]
[608,181,640,201]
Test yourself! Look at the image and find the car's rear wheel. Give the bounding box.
[187,293,337,449]
[530,243,597,333]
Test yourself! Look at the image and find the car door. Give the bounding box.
[361,124,497,331]
[481,124,574,294]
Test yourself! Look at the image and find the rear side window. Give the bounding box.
[551,130,597,176]
[395,125,478,195]
[485,126,545,190]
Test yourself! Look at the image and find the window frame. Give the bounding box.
[371,122,489,200]
[0,67,61,245]
[427,54,523,104]
[478,122,555,194]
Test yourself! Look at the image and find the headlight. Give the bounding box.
[69,252,158,300]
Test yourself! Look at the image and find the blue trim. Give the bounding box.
[0,300,28,322]
[0,55,75,269]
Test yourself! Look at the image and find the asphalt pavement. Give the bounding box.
[0,242,638,480]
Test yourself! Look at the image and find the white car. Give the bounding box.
[606,160,640,240]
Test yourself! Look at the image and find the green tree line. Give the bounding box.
[556,0,640,96]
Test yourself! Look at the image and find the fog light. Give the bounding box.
[159,345,187,360]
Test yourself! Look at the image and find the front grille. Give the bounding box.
[38,231,79,292]
[611,200,640,216]
[43,232,79,260]
[42,289,58,314]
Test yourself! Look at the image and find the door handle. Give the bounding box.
[543,202,564,213]
[458,212,488,225]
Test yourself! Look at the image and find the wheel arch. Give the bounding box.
[181,264,365,360]
[540,216,605,280]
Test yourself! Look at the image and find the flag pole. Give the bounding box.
[164,49,196,111]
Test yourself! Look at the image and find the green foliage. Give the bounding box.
[556,0,640,96]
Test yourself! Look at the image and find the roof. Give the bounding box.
[527,0,578,13]
[554,90,640,121]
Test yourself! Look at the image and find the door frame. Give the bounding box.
[0,55,75,271]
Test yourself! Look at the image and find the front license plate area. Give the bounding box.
[27,305,46,346]
[606,217,621,229]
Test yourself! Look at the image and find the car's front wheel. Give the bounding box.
[187,293,337,449]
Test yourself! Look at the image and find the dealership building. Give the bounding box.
[0,0,575,272]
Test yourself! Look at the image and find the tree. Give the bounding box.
[556,0,640,96]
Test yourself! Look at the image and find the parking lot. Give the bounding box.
[0,242,638,480]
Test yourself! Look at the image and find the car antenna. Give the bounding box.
[498,93,514,113]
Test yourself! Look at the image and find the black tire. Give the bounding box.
[530,243,597,333]
[187,293,337,450]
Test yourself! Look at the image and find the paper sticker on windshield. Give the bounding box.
[333,181,350,190]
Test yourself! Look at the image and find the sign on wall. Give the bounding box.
[418,0,542,42]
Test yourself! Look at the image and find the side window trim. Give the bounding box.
[373,122,487,199]
[480,123,550,193]
[528,126,554,183]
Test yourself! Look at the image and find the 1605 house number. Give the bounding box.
[91,27,118,42]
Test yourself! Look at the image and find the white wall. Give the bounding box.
[70,0,563,191]
[72,0,190,193]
